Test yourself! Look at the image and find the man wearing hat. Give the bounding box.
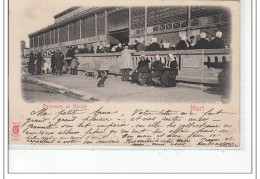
[209,31,225,49]
[147,55,164,86]
[194,32,209,49]
[148,37,160,51]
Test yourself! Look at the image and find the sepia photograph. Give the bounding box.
[21,5,232,103]
[5,0,256,175]
[9,0,240,148]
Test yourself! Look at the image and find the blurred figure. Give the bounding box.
[137,38,146,52]
[188,36,196,49]
[105,44,111,53]
[176,36,189,50]
[115,43,123,52]
[82,44,89,54]
[89,46,95,53]
[97,45,104,53]
[161,54,178,87]
[218,62,231,103]
[132,55,150,85]
[133,39,140,51]
[65,46,72,58]
[28,51,36,75]
[159,39,165,49]
[120,45,134,81]
[70,56,80,75]
[56,51,64,75]
[148,37,160,51]
[147,55,164,86]
[35,52,45,75]
[194,32,209,49]
[51,51,56,75]
[209,31,225,49]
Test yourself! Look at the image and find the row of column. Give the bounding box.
[33,10,109,48]
[32,6,192,48]
[129,6,192,42]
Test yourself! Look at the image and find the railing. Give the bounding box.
[76,49,231,84]
[132,49,231,84]
[22,49,231,85]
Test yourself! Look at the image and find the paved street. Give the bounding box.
[22,78,84,103]
[22,72,221,103]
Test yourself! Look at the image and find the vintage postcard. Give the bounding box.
[9,0,240,148]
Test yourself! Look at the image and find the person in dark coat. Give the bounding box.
[65,46,72,58]
[28,52,36,75]
[148,37,160,51]
[83,44,89,54]
[209,31,225,49]
[115,43,123,52]
[50,51,56,75]
[175,36,189,50]
[56,51,64,75]
[161,54,178,87]
[188,36,196,49]
[35,52,45,75]
[218,62,231,103]
[136,39,146,52]
[133,39,140,51]
[132,55,146,83]
[194,32,209,49]
[147,55,164,86]
[89,46,95,53]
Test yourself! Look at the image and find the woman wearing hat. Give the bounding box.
[147,55,164,86]
[161,54,178,87]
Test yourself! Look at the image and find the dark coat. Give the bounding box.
[194,38,209,49]
[176,40,188,50]
[55,54,63,69]
[51,54,56,65]
[115,47,123,52]
[151,60,163,72]
[133,42,140,50]
[35,54,45,66]
[209,37,225,49]
[136,43,146,52]
[83,47,89,54]
[148,43,160,51]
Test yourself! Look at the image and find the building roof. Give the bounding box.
[53,6,81,19]
[28,6,108,38]
[28,6,128,38]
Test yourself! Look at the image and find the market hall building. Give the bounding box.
[28,6,231,53]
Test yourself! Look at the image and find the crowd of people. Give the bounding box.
[26,31,226,59]
[26,30,227,89]
[120,45,179,87]
[27,50,80,75]
[65,31,226,55]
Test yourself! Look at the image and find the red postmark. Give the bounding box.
[11,122,20,140]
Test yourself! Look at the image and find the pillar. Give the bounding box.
[144,6,148,45]
[129,7,131,43]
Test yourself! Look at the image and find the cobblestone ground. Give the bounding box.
[22,72,221,103]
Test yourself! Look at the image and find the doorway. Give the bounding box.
[109,28,129,45]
